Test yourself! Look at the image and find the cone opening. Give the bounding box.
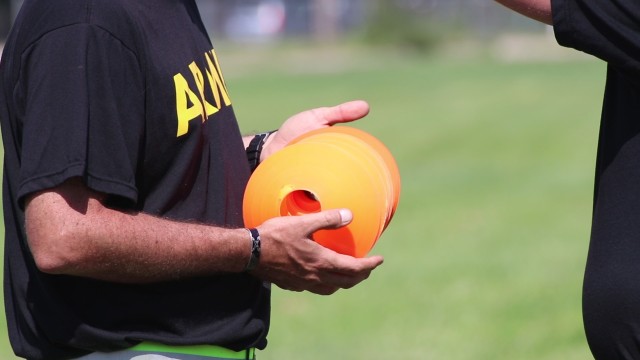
[281,190,321,216]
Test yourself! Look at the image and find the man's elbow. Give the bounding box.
[23,181,100,275]
[26,225,85,275]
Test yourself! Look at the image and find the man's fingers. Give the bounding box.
[330,254,385,276]
[315,100,370,125]
[310,254,384,293]
[319,252,384,285]
[298,208,353,235]
[321,271,371,290]
[257,208,384,296]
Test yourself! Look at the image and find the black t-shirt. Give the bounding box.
[553,0,640,358]
[0,1,269,359]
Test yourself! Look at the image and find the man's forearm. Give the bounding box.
[25,180,251,283]
[495,0,553,25]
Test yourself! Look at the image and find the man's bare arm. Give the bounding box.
[25,178,383,294]
[25,178,250,283]
[494,0,552,25]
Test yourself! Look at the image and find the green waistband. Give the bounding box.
[130,341,255,359]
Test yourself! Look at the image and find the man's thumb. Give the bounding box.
[338,208,353,226]
[304,208,353,234]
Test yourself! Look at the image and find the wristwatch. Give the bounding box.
[246,131,275,171]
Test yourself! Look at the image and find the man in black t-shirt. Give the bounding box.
[497,1,640,359]
[0,1,384,359]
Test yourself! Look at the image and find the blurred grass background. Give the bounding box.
[0,2,604,358]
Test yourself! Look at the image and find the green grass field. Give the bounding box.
[0,42,604,359]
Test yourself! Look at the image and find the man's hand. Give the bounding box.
[250,208,384,295]
[260,100,370,162]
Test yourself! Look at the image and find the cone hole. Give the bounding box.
[282,190,321,216]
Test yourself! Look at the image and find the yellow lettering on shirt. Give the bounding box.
[174,72,204,137]
[174,48,233,137]
[205,50,231,108]
[189,61,218,119]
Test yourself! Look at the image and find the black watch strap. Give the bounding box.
[246,131,275,171]
[244,228,261,272]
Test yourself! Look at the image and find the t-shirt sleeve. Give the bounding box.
[553,0,640,75]
[17,23,144,205]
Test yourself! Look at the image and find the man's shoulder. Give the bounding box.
[10,1,107,36]
[10,0,148,55]
[18,0,133,28]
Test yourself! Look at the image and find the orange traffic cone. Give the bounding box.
[243,126,400,257]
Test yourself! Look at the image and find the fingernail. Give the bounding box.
[339,209,353,225]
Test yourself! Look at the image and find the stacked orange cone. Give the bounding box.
[243,126,401,258]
